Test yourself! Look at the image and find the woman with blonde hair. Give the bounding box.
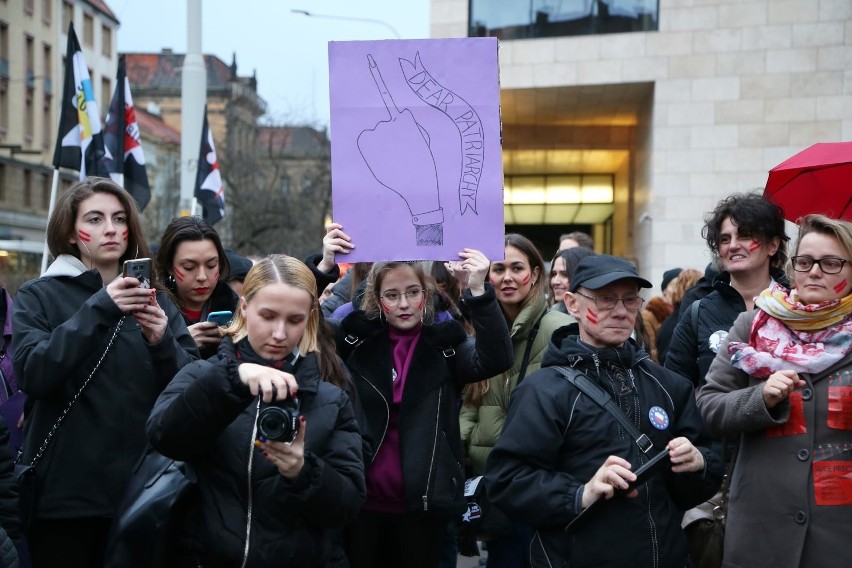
[316,223,513,568]
[698,214,852,567]
[147,254,365,567]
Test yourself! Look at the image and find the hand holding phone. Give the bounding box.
[207,311,233,326]
[122,258,152,289]
[621,449,671,494]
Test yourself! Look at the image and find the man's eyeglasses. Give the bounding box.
[573,291,645,312]
[380,288,424,306]
[791,256,849,275]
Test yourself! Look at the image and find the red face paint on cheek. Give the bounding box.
[521,274,531,285]
[417,299,425,311]
[121,230,129,242]
[173,268,185,282]
[381,303,392,314]
[585,308,599,324]
[213,270,220,283]
[834,279,847,294]
[77,230,91,243]
[748,240,761,252]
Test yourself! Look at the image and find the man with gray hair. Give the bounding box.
[485,255,722,567]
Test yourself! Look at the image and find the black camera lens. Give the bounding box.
[257,398,300,443]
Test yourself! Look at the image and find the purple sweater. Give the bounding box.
[362,325,421,514]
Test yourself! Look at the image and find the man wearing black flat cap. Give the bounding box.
[484,255,723,568]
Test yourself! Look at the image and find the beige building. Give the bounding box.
[433,0,852,292]
[0,0,118,289]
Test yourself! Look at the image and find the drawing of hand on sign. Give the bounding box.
[357,54,444,247]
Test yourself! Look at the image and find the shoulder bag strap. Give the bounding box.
[516,311,547,386]
[20,316,126,469]
[553,365,655,454]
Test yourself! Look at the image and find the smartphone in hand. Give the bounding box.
[622,449,671,493]
[207,311,233,326]
[122,258,152,289]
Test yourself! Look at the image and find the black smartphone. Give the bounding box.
[122,258,152,289]
[623,448,671,493]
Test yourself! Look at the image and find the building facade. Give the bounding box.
[0,0,118,290]
[433,0,852,291]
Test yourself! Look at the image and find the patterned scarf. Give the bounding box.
[728,282,852,378]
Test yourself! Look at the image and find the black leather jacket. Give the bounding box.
[333,284,513,517]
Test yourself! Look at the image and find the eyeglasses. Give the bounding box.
[573,291,645,312]
[791,256,849,274]
[380,288,424,306]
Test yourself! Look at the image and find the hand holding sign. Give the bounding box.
[357,54,444,246]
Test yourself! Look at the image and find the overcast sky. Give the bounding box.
[114,0,431,128]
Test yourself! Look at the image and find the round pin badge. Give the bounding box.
[708,330,728,353]
[649,406,670,430]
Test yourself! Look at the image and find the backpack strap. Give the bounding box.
[516,311,548,386]
[553,366,654,454]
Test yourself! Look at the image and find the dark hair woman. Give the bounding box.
[320,225,513,568]
[13,177,197,567]
[156,216,238,358]
[698,214,852,568]
[460,233,574,567]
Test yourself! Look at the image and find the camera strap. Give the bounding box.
[553,366,655,454]
[17,316,126,468]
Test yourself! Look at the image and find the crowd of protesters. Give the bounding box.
[0,176,849,568]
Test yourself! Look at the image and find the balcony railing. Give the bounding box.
[469,0,659,40]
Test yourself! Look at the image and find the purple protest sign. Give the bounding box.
[329,38,503,262]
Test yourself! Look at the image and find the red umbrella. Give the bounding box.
[764,142,852,222]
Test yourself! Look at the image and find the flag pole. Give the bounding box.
[40,169,61,275]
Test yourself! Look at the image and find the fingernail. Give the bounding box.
[262,451,269,457]
[258,436,267,443]
[253,440,262,448]
[291,389,298,398]
[300,416,306,423]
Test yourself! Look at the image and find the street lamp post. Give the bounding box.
[290,9,402,39]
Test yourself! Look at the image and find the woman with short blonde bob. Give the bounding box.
[698,214,852,568]
[147,254,365,567]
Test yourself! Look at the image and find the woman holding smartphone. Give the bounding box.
[156,216,238,358]
[147,255,365,567]
[12,177,198,567]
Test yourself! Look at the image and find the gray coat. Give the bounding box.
[697,309,852,568]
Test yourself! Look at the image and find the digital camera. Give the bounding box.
[257,397,301,443]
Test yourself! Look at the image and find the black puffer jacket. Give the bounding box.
[333,284,513,518]
[147,338,365,568]
[665,268,787,388]
[485,325,723,568]
[12,255,198,519]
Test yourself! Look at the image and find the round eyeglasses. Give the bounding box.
[791,256,849,275]
[380,288,424,306]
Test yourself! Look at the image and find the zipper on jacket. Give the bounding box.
[422,386,443,512]
[240,398,262,568]
[360,372,390,464]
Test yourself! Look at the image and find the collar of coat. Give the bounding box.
[341,310,467,350]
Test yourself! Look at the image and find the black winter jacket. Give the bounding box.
[147,339,365,568]
[12,255,198,519]
[665,268,787,388]
[485,325,723,568]
[0,416,18,541]
[333,284,513,518]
